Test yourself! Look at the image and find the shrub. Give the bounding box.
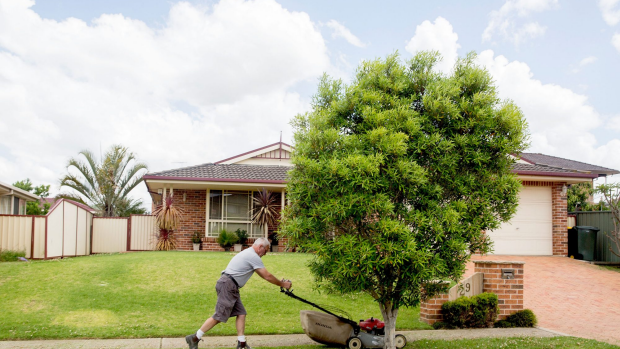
[441,292,499,329]
[495,309,537,328]
[493,320,513,328]
[217,230,239,251]
[0,249,26,262]
[432,321,457,330]
[235,229,248,245]
[441,296,471,328]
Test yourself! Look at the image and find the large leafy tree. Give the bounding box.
[280,52,528,348]
[567,182,605,212]
[59,145,148,217]
[12,178,51,215]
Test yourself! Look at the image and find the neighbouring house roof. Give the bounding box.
[143,163,291,183]
[511,163,598,179]
[0,180,40,201]
[519,153,619,177]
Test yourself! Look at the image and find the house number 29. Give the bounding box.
[458,282,471,296]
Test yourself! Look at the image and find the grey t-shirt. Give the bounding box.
[223,247,265,287]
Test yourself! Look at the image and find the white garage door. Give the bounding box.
[486,186,553,255]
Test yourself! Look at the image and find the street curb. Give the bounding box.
[0,328,561,349]
[535,327,570,337]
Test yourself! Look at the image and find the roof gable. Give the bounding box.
[215,142,292,165]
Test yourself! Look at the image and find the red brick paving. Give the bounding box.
[466,255,620,345]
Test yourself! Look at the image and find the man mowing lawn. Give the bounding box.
[186,238,293,349]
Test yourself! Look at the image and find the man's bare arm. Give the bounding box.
[255,268,292,289]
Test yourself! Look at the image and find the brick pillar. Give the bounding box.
[474,260,524,320]
[552,182,568,256]
[419,293,449,325]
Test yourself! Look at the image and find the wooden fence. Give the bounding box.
[570,211,620,263]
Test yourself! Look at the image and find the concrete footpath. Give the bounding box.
[0,328,563,349]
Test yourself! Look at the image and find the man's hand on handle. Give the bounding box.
[281,278,292,290]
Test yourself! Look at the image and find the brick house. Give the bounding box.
[143,143,617,255]
[489,154,618,255]
[0,180,39,215]
[143,142,292,251]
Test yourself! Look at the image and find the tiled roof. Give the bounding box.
[145,162,595,183]
[511,163,596,178]
[520,153,619,175]
[144,163,291,183]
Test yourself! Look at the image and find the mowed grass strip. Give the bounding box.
[0,251,429,340]
[242,337,620,349]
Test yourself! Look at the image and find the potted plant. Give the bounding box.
[234,228,248,252]
[192,232,202,251]
[216,229,239,252]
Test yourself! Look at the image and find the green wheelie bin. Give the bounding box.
[568,226,599,261]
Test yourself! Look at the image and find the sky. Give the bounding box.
[1,0,619,210]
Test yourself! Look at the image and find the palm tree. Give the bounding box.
[59,145,148,217]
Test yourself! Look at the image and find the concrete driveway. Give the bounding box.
[468,255,620,345]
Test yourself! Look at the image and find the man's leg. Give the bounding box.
[201,317,220,333]
[235,315,250,348]
[186,317,220,349]
[235,315,246,336]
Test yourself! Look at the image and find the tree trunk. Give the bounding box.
[379,302,399,349]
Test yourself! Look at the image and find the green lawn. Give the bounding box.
[598,265,620,273]
[0,249,25,262]
[259,337,619,349]
[0,251,429,340]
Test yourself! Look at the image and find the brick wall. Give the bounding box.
[551,182,568,256]
[153,189,286,251]
[419,261,525,325]
[419,292,449,325]
[474,260,524,320]
[165,190,210,251]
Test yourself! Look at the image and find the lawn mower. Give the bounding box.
[281,287,407,349]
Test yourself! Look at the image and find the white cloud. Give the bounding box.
[404,16,620,176]
[482,0,558,45]
[405,17,460,74]
[599,0,620,26]
[325,20,366,48]
[477,50,620,171]
[571,56,598,73]
[613,33,620,52]
[0,0,332,207]
[579,56,598,66]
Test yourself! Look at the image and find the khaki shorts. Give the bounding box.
[212,275,247,323]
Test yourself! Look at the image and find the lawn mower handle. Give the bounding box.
[280,285,359,329]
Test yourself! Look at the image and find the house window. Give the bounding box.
[207,190,267,238]
[13,196,19,215]
[0,196,11,214]
[19,199,26,215]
